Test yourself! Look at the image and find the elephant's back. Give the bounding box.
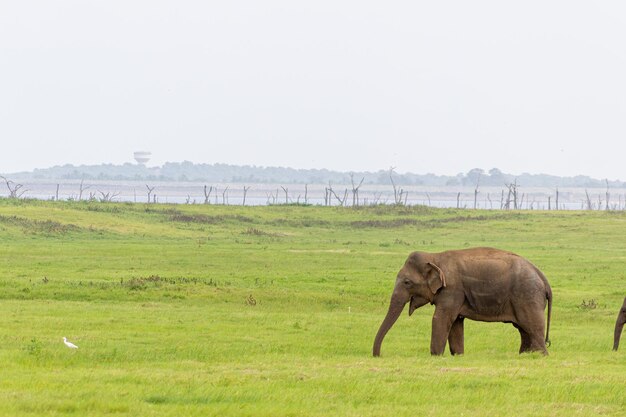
[440,247,521,262]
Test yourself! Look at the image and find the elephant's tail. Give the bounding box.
[545,286,552,347]
[533,264,553,348]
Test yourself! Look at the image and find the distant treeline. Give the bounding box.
[5,163,625,188]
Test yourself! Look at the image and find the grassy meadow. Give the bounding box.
[0,198,624,416]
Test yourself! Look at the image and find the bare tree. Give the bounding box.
[457,192,461,209]
[203,185,214,204]
[389,167,407,205]
[606,179,610,211]
[425,192,431,207]
[328,184,348,206]
[504,180,518,210]
[504,186,512,210]
[222,186,229,205]
[55,184,60,201]
[548,196,552,210]
[555,187,559,210]
[280,186,289,204]
[350,174,365,206]
[327,183,336,206]
[584,189,593,210]
[98,190,120,202]
[0,176,28,199]
[332,188,347,206]
[473,173,481,209]
[78,177,90,201]
[242,186,251,206]
[304,184,308,205]
[146,185,155,203]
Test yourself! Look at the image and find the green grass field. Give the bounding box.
[0,199,624,416]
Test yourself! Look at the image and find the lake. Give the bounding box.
[3,179,624,210]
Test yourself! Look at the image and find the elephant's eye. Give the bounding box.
[403,278,412,287]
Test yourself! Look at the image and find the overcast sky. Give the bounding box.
[1,1,626,179]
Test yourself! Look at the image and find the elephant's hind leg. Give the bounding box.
[528,330,548,354]
[513,323,531,353]
[448,317,465,355]
[515,309,548,355]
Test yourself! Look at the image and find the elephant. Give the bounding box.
[613,297,626,351]
[373,247,553,356]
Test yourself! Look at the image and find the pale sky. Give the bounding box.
[1,1,626,179]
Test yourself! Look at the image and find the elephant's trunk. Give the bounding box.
[373,291,408,357]
[614,312,625,351]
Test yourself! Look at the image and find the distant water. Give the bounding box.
[3,179,623,210]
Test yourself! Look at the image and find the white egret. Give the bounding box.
[63,337,78,349]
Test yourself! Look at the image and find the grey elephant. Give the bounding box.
[373,247,553,356]
[613,297,626,351]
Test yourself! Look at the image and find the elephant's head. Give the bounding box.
[614,297,626,351]
[373,252,447,357]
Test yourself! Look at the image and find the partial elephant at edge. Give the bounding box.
[613,297,626,351]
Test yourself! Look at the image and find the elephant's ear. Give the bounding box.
[426,262,446,294]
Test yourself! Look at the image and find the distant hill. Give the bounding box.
[3,162,625,188]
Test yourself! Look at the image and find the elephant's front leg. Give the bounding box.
[448,317,464,355]
[430,308,457,355]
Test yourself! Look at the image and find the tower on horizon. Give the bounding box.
[133,151,151,165]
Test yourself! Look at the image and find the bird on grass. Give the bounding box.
[63,337,78,349]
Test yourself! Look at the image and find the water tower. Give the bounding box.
[134,151,151,165]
